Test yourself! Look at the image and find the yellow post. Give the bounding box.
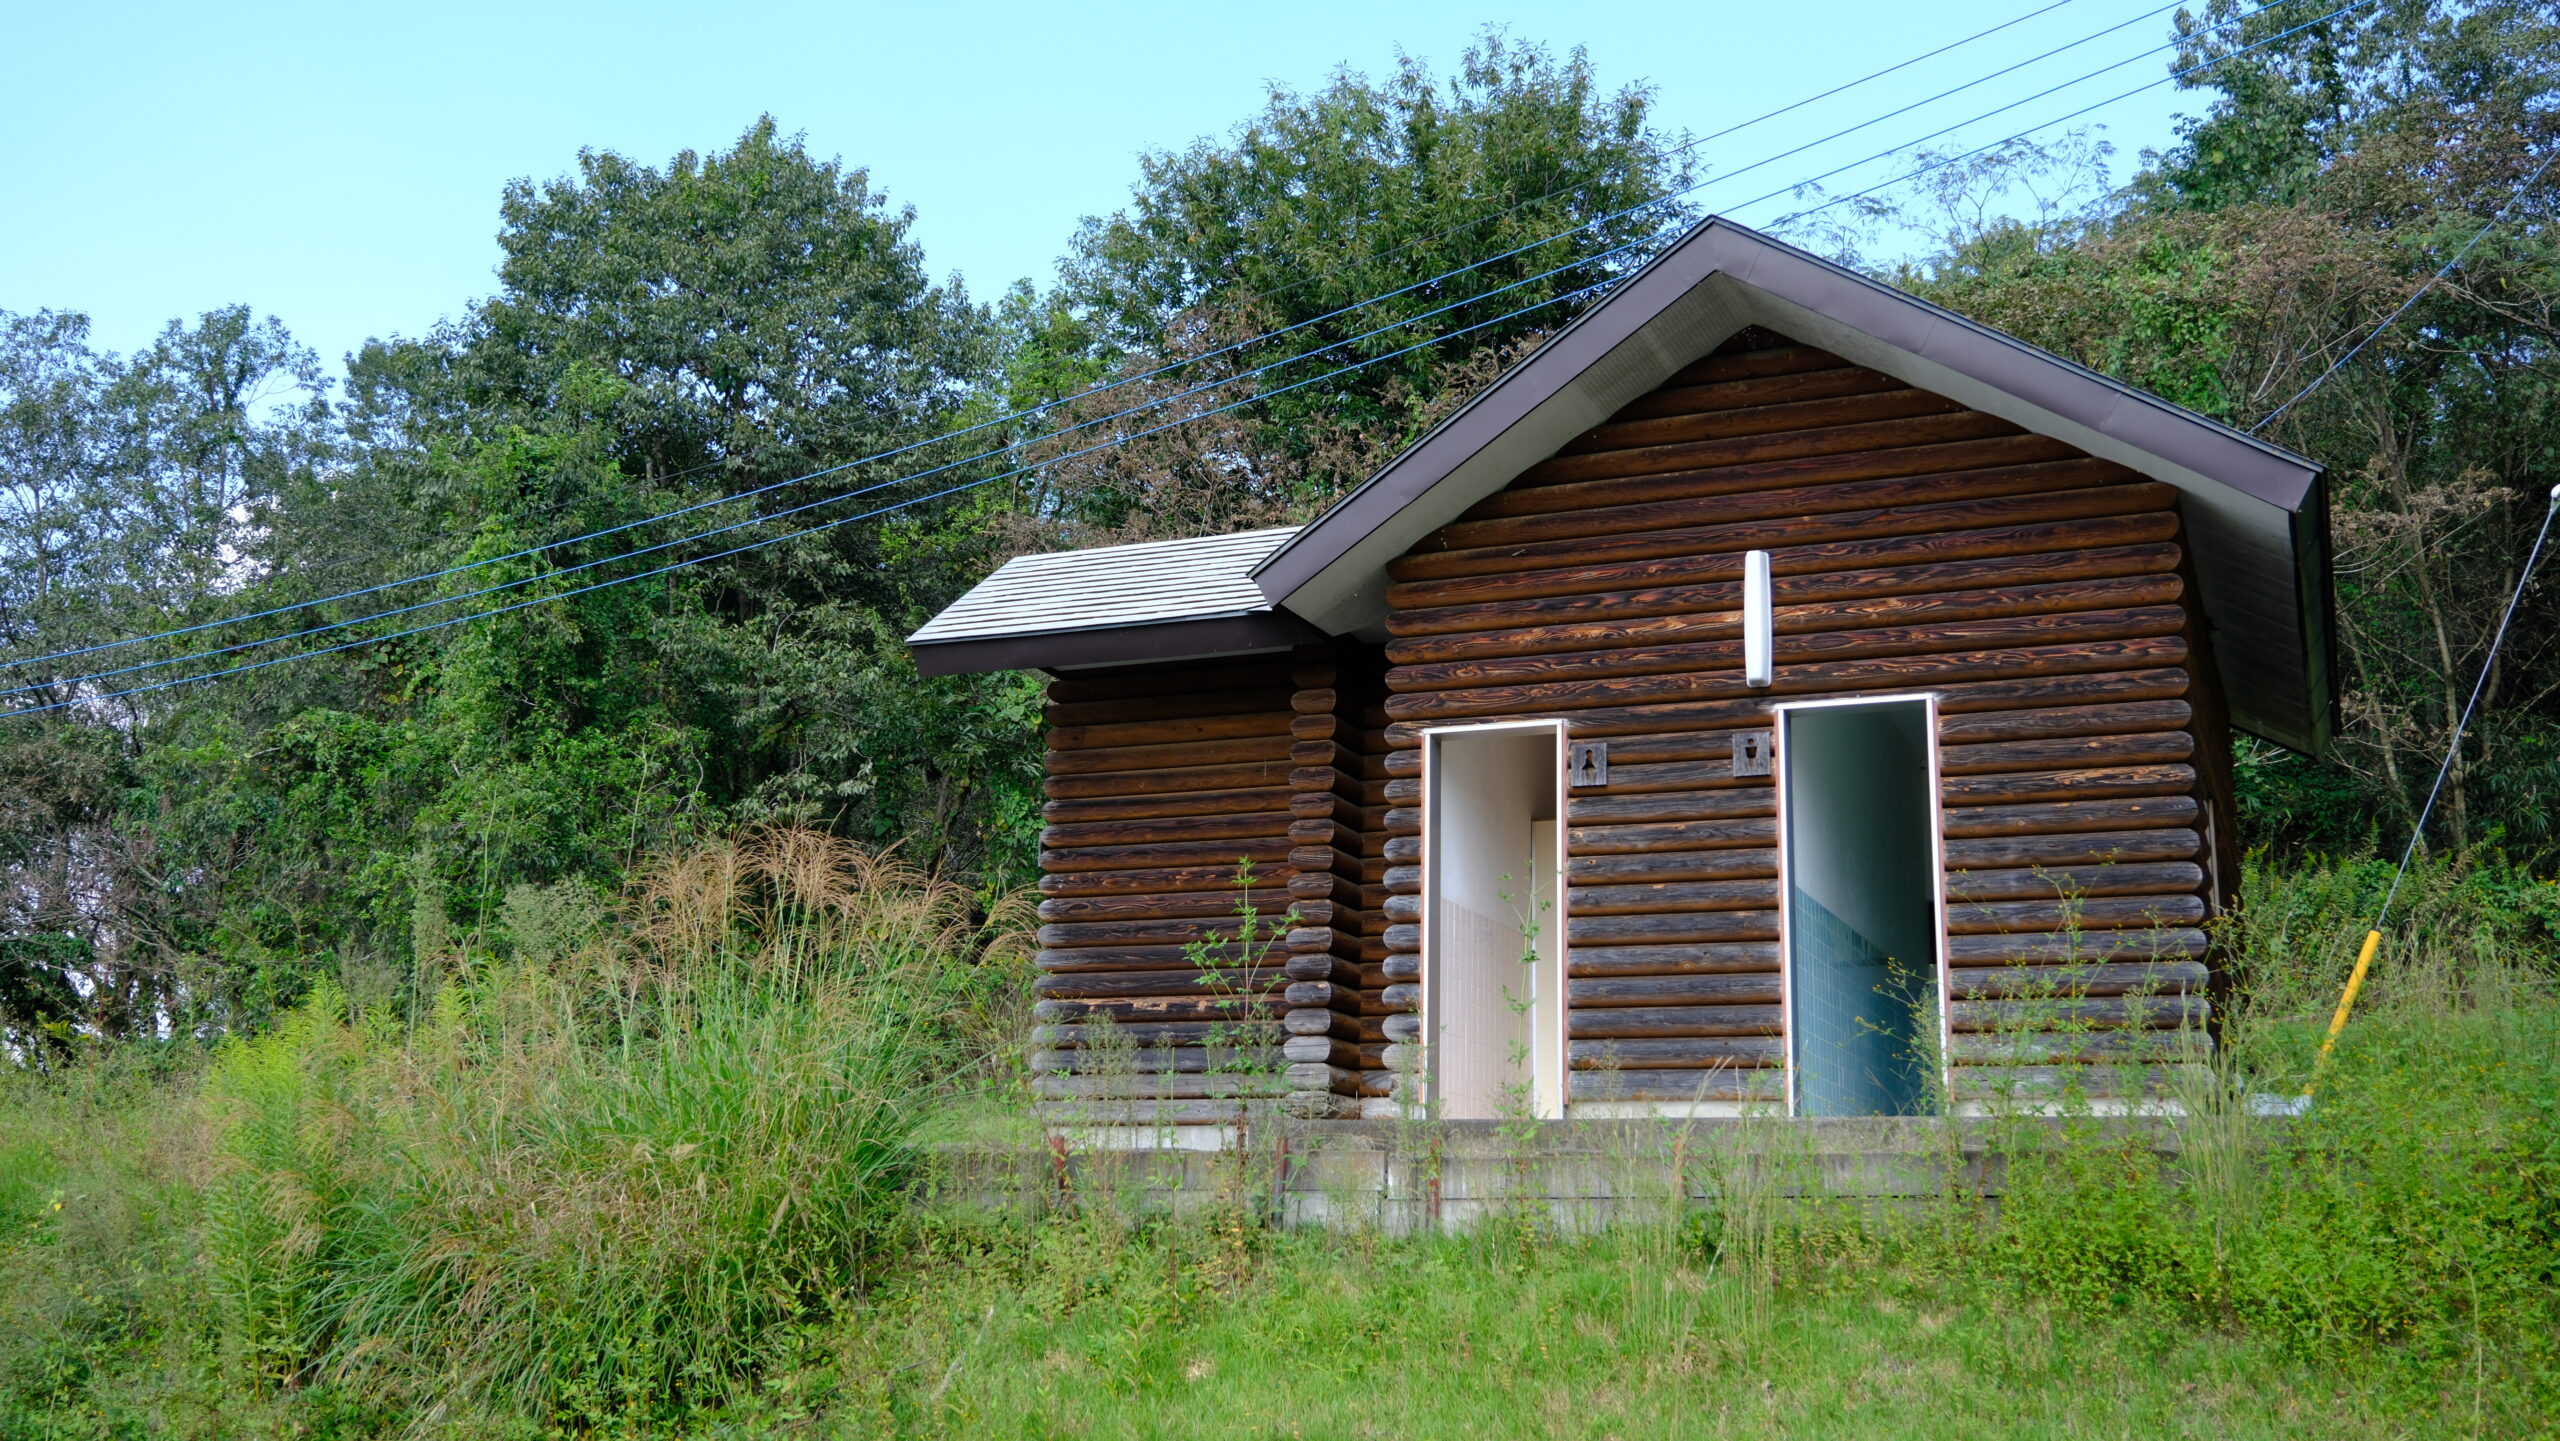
[2306,927,2383,1094]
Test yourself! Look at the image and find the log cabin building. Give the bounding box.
[910,218,2334,1124]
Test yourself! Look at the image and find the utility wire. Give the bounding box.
[1759,0,2378,228]
[2272,144,2560,1072]
[7,0,2358,710]
[1,0,2305,682]
[0,238,1651,701]
[1228,0,2114,314]
[8,281,1613,718]
[11,0,2338,704]
[2314,485,2560,1077]
[2254,145,2560,433]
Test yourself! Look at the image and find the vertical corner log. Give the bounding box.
[1281,641,1387,1117]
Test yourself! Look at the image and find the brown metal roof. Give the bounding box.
[1251,217,2334,753]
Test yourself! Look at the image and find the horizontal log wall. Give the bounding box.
[1032,653,1306,1125]
[1377,326,2233,1105]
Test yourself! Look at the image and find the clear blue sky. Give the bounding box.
[5,0,2215,374]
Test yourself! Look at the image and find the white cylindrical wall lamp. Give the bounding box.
[1743,549,1773,688]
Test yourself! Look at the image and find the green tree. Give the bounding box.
[1040,32,1696,533]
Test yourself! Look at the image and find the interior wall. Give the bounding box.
[1782,701,1938,1116]
[1425,727,1559,1120]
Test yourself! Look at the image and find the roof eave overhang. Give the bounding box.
[909,608,1322,676]
[1251,217,2337,754]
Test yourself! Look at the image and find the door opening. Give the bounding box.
[1776,697,1946,1116]
[1421,723,1567,1120]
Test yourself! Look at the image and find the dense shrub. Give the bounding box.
[191,830,1031,1429]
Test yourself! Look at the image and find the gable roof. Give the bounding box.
[907,525,1316,675]
[909,216,2335,753]
[1251,217,2333,753]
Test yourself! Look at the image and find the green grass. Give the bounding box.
[2,839,2556,1438]
[797,1223,2517,1439]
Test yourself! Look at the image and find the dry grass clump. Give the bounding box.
[196,828,1031,1430]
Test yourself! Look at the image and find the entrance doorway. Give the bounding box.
[1775,696,1947,1116]
[1420,722,1567,1120]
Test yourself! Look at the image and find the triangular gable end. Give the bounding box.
[1251,217,2334,754]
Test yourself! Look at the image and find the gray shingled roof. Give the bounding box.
[908,526,1301,647]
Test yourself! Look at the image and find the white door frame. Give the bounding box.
[1417,718,1571,1119]
[1768,692,1952,1116]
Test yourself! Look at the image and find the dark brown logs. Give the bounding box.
[1568,942,1781,976]
[1567,1037,1786,1068]
[1034,945,1209,971]
[1944,895,2208,934]
[1568,818,1773,854]
[1387,571,2181,667]
[1596,358,1877,427]
[1389,595,2184,694]
[1569,792,1773,826]
[1382,545,2181,650]
[1047,712,1295,750]
[1490,431,2088,522]
[1571,1070,1785,1101]
[1042,787,1294,824]
[1949,1032,2202,1064]
[1037,916,1270,948]
[1388,481,2178,585]
[1045,761,1297,801]
[1938,700,2192,745]
[1941,733,2194,774]
[1566,910,1781,946]
[1941,765,2198,807]
[1598,356,1876,421]
[1947,960,2208,998]
[1046,735,1294,775]
[1570,850,1781,886]
[1385,635,2189,724]
[1034,970,1294,1000]
[1036,1021,1286,1049]
[1029,1046,1284,1074]
[1040,839,1293,872]
[1568,877,1785,915]
[1283,1008,1365,1040]
[1389,515,2183,631]
[1041,864,1297,898]
[1033,997,1281,1024]
[1037,889,1292,923]
[1503,409,2041,488]
[1947,928,2209,963]
[1572,1005,1784,1038]
[1943,863,2205,902]
[1434,448,2105,550]
[1040,813,1293,848]
[1383,667,2194,747]
[1556,383,1954,455]
[1941,829,2202,869]
[1572,972,1781,1006]
[1939,795,2199,836]
[1033,1073,1293,1101]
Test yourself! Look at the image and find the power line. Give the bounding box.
[2314,484,2560,1079]
[9,0,2355,709]
[1228,0,2107,313]
[2253,145,2560,432]
[0,0,2296,683]
[0,237,1651,701]
[12,281,1615,718]
[1756,0,2379,229]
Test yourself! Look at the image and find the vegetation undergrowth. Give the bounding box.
[3,843,2554,1437]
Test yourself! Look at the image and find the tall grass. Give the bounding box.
[1987,850,2560,1377]
[196,829,1032,1430]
